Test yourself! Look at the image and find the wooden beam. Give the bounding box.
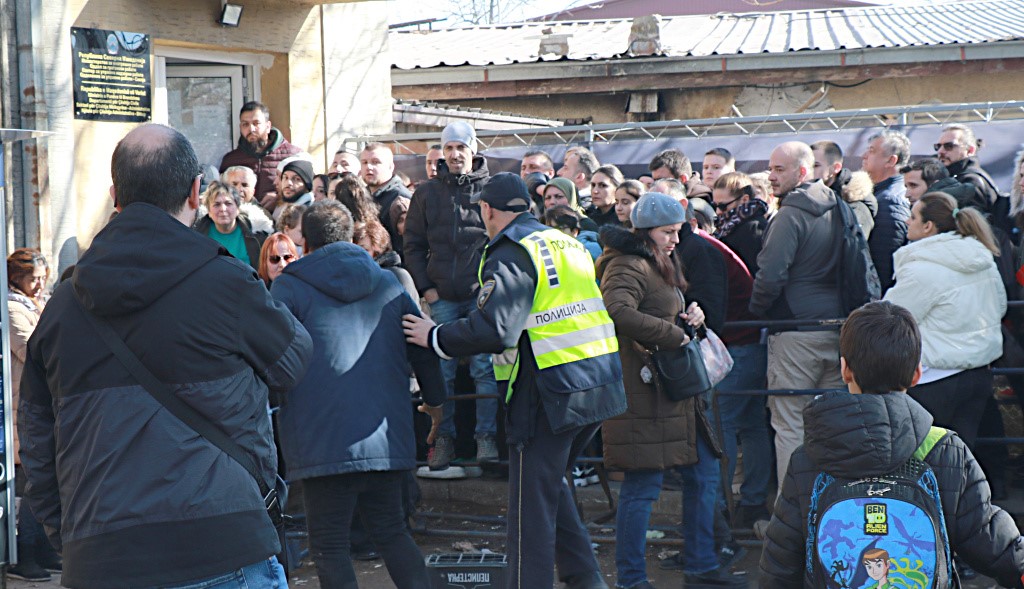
[393,57,1024,101]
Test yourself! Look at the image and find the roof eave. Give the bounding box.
[391,40,1024,88]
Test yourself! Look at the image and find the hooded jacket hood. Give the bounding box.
[75,203,223,317]
[779,180,836,217]
[281,241,381,303]
[437,155,489,187]
[239,202,274,235]
[372,174,407,198]
[895,231,996,275]
[595,225,653,277]
[236,127,285,158]
[803,391,933,478]
[842,171,878,211]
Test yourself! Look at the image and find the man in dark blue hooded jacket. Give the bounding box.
[270,200,444,588]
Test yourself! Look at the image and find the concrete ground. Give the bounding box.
[9,474,1021,589]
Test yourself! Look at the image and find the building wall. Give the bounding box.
[449,70,1024,124]
[7,0,392,274]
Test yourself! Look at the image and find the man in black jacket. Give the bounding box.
[760,301,1024,589]
[936,124,1005,212]
[404,121,498,473]
[20,124,313,588]
[404,173,625,589]
[360,142,411,254]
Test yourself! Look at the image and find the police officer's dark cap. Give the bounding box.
[473,172,531,212]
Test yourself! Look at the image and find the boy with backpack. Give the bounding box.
[759,301,1024,588]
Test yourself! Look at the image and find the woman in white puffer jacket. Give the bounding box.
[884,191,1005,447]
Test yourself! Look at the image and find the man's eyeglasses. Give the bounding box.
[268,254,294,264]
[933,142,960,152]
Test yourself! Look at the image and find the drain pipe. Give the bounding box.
[14,0,43,251]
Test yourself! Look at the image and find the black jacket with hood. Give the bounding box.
[760,391,1024,589]
[404,157,490,302]
[20,203,313,588]
[947,156,1003,214]
[372,174,412,256]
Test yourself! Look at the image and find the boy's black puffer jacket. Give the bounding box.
[759,391,1024,589]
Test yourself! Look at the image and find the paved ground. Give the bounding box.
[9,474,1021,588]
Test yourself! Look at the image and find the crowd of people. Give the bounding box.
[8,100,1024,589]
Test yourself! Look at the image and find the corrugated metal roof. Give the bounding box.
[390,0,1024,70]
[533,0,872,21]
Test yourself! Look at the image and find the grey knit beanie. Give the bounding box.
[440,121,477,153]
[630,192,686,229]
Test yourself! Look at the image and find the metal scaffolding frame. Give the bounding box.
[344,100,1024,154]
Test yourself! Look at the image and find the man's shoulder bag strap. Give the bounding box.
[72,294,280,519]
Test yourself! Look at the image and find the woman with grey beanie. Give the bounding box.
[597,193,742,588]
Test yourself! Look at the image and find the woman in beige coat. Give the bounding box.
[7,248,60,579]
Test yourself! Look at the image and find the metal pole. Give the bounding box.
[0,141,14,565]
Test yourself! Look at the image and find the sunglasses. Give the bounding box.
[714,195,742,211]
[933,142,961,152]
[268,254,294,264]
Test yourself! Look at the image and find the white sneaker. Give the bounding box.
[417,465,467,480]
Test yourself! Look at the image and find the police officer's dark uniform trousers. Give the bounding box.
[426,198,626,588]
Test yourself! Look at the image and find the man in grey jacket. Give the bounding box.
[750,141,845,491]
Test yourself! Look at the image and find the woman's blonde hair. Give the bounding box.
[202,181,240,211]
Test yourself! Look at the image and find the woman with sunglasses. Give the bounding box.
[614,179,645,228]
[711,172,769,277]
[258,232,300,287]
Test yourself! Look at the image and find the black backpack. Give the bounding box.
[806,426,955,589]
[832,198,881,315]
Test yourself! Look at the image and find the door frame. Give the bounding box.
[152,45,270,127]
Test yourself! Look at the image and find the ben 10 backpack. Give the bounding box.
[806,426,957,589]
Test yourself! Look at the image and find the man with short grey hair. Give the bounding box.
[861,130,910,292]
[751,141,845,491]
[222,165,258,203]
[520,149,555,179]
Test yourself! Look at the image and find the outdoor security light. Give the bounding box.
[219,3,243,27]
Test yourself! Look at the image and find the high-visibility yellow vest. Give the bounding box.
[481,222,618,401]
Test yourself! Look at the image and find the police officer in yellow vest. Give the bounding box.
[404,172,626,589]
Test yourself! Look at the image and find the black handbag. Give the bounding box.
[650,335,712,401]
[647,289,712,402]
